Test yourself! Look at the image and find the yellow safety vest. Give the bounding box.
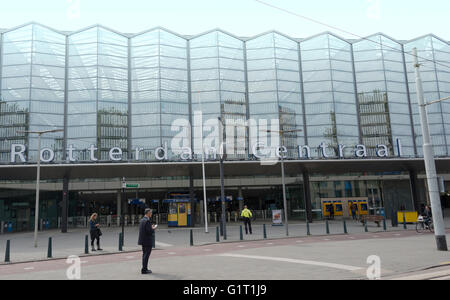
[241,209,252,218]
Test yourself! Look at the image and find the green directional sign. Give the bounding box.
[125,183,140,188]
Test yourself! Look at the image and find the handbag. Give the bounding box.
[97,228,102,236]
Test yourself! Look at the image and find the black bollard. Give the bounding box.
[190,229,194,247]
[263,224,267,239]
[5,240,10,263]
[216,227,220,243]
[326,220,330,235]
[403,213,407,230]
[47,237,52,259]
[343,220,348,234]
[119,233,123,251]
[85,235,89,254]
[383,218,387,231]
[364,220,368,233]
[240,226,243,241]
[307,221,311,236]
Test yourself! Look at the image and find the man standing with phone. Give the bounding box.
[138,208,157,274]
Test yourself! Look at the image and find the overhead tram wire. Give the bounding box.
[251,0,450,72]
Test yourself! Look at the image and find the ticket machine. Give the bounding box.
[167,201,191,227]
[333,201,343,216]
[358,200,369,216]
[322,201,334,218]
[165,193,194,227]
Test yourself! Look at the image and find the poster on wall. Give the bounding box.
[272,210,283,226]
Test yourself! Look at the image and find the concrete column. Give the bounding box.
[409,170,421,212]
[303,170,313,223]
[199,200,204,225]
[61,176,69,233]
[117,192,121,227]
[189,168,196,227]
[238,187,244,212]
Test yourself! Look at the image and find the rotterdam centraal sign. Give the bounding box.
[8,139,405,164]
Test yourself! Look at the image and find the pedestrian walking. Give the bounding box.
[241,205,253,235]
[138,208,157,275]
[351,203,358,221]
[328,204,334,220]
[89,213,103,251]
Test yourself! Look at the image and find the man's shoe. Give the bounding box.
[91,248,96,252]
[141,270,152,274]
[97,248,103,251]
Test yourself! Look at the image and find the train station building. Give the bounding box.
[0,23,449,231]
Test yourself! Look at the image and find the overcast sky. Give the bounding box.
[0,0,449,40]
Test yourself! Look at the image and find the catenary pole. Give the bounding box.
[218,117,226,238]
[280,152,289,237]
[33,133,41,248]
[413,48,448,251]
[17,129,63,248]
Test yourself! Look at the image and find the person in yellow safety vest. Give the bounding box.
[241,205,253,235]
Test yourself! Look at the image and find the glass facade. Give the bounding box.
[247,32,305,157]
[1,24,65,162]
[1,23,450,163]
[68,26,129,161]
[190,30,247,160]
[131,28,189,160]
[354,34,415,157]
[300,33,359,157]
[405,35,450,157]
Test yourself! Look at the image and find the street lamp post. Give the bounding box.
[413,48,448,251]
[266,129,303,237]
[197,98,209,233]
[201,141,209,233]
[17,129,63,248]
[217,117,227,239]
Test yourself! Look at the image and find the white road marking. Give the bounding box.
[390,269,450,280]
[156,241,174,248]
[266,243,274,245]
[237,245,245,248]
[167,252,177,255]
[323,239,331,241]
[433,275,450,280]
[217,253,362,271]
[296,240,304,243]
[81,261,88,264]
[24,267,34,270]
[126,256,135,259]
[204,249,212,252]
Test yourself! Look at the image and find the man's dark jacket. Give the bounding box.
[138,216,154,246]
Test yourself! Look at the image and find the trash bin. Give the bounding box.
[7,222,13,233]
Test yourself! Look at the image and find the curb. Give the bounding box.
[0,248,164,266]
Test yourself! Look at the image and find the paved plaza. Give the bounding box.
[0,218,449,280]
[2,218,449,263]
[0,229,449,280]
